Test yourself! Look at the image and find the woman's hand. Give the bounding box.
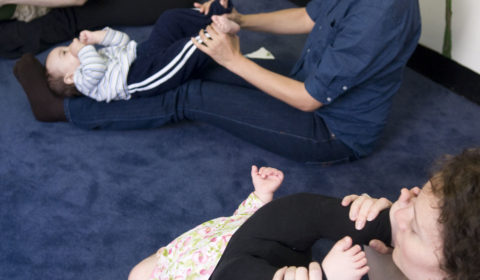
[342,193,392,230]
[225,7,242,25]
[191,23,242,69]
[342,193,394,255]
[273,262,323,280]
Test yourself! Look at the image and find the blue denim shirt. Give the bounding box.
[290,0,421,157]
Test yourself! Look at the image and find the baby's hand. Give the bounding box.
[69,38,86,57]
[251,165,284,203]
[79,30,96,45]
[79,29,107,45]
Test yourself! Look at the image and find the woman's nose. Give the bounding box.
[395,206,413,231]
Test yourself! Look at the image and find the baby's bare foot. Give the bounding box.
[219,0,228,9]
[212,14,240,34]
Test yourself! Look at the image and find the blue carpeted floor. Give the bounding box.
[1,1,479,279]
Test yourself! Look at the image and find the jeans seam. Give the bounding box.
[71,111,172,127]
[187,108,335,145]
[305,156,351,165]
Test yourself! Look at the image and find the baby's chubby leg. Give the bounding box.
[322,236,369,280]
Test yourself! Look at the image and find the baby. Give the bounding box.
[129,166,369,280]
[45,0,239,102]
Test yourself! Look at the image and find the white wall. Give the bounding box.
[418,0,480,74]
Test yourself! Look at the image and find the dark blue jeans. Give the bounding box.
[65,63,356,164]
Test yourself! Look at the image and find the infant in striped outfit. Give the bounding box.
[45,0,239,102]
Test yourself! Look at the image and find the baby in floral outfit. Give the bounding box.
[129,165,284,280]
[129,166,370,280]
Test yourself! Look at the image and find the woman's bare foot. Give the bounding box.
[219,0,229,8]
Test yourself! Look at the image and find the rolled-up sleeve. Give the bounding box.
[305,4,403,105]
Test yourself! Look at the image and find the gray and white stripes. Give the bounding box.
[74,27,137,102]
[73,27,209,103]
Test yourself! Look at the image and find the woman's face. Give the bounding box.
[390,181,446,280]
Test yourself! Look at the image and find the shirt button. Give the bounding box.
[326,97,332,102]
[342,85,348,91]
[307,48,311,53]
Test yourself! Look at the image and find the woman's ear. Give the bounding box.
[64,72,75,85]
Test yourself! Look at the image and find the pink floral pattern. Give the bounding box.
[150,193,264,280]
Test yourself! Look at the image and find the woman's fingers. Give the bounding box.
[342,193,392,230]
[308,262,323,280]
[341,194,358,207]
[273,267,288,280]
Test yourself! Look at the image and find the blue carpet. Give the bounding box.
[1,1,479,279]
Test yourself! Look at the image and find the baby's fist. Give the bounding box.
[79,30,95,45]
[251,166,284,203]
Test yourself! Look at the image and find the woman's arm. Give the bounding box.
[234,7,314,35]
[193,24,322,112]
[0,0,87,7]
[224,54,322,112]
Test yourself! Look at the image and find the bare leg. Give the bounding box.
[128,254,157,280]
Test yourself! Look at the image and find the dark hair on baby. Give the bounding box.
[46,71,81,98]
[430,148,480,280]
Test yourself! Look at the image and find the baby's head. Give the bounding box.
[45,38,83,97]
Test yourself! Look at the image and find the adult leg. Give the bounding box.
[0,8,77,58]
[65,78,356,164]
[0,0,196,58]
[74,0,196,29]
[210,193,392,280]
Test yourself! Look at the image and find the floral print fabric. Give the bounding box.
[150,193,264,280]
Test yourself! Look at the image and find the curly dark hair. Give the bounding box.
[46,71,81,98]
[430,148,480,280]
